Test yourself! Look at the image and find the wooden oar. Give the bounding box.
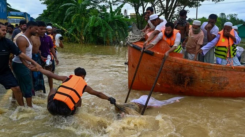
[141,55,168,115]
[125,46,145,103]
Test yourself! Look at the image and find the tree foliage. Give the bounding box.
[83,2,129,44]
[38,0,129,44]
[193,13,245,30]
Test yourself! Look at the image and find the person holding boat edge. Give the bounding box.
[144,22,182,57]
[39,67,116,116]
[143,14,167,47]
[198,22,241,66]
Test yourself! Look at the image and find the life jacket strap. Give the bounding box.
[59,85,81,99]
[56,91,76,105]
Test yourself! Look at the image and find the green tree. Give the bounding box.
[60,0,104,43]
[83,2,129,44]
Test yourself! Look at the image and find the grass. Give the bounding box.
[58,43,126,55]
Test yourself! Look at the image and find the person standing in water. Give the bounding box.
[31,21,46,93]
[12,21,40,107]
[0,22,41,106]
[38,21,59,91]
[38,67,116,116]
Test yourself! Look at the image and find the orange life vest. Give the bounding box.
[214,29,236,59]
[161,29,182,53]
[162,29,179,46]
[53,75,87,110]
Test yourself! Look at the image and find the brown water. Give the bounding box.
[0,45,245,137]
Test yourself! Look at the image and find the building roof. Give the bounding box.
[235,24,244,27]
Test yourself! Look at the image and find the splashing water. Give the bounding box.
[0,46,245,137]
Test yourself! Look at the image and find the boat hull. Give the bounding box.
[128,41,245,97]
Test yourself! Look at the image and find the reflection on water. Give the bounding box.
[0,45,245,137]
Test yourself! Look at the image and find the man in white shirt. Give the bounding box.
[144,22,182,57]
[200,14,219,63]
[143,14,167,47]
[54,29,64,48]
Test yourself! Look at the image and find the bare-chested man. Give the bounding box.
[174,10,190,44]
[31,25,46,93]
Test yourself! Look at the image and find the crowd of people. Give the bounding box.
[0,7,244,117]
[0,20,116,116]
[142,7,243,66]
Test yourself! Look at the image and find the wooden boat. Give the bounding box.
[127,40,245,97]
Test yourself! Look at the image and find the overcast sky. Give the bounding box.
[7,0,245,20]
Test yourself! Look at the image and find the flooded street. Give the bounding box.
[0,45,245,137]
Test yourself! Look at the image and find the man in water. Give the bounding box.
[53,29,64,49]
[5,25,14,40]
[200,14,219,63]
[0,22,41,106]
[46,25,57,74]
[184,20,204,61]
[31,22,46,93]
[174,10,190,43]
[38,21,59,91]
[12,20,26,41]
[38,67,116,116]
[143,14,167,46]
[199,22,241,66]
[144,22,182,56]
[12,21,39,107]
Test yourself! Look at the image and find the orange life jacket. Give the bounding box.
[53,75,87,110]
[216,29,235,47]
[161,29,182,53]
[214,29,236,59]
[162,29,179,46]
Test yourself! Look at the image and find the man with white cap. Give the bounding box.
[143,14,166,47]
[199,22,241,66]
[233,26,244,62]
[200,14,219,63]
[144,22,182,57]
[184,20,204,61]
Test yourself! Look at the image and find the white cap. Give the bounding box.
[232,26,238,30]
[193,20,201,26]
[46,26,52,29]
[149,14,158,21]
[224,22,233,27]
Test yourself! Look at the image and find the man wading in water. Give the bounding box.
[12,21,40,107]
[37,67,116,116]
[0,22,41,106]
[30,21,46,93]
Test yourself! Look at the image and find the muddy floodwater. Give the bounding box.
[0,45,245,137]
